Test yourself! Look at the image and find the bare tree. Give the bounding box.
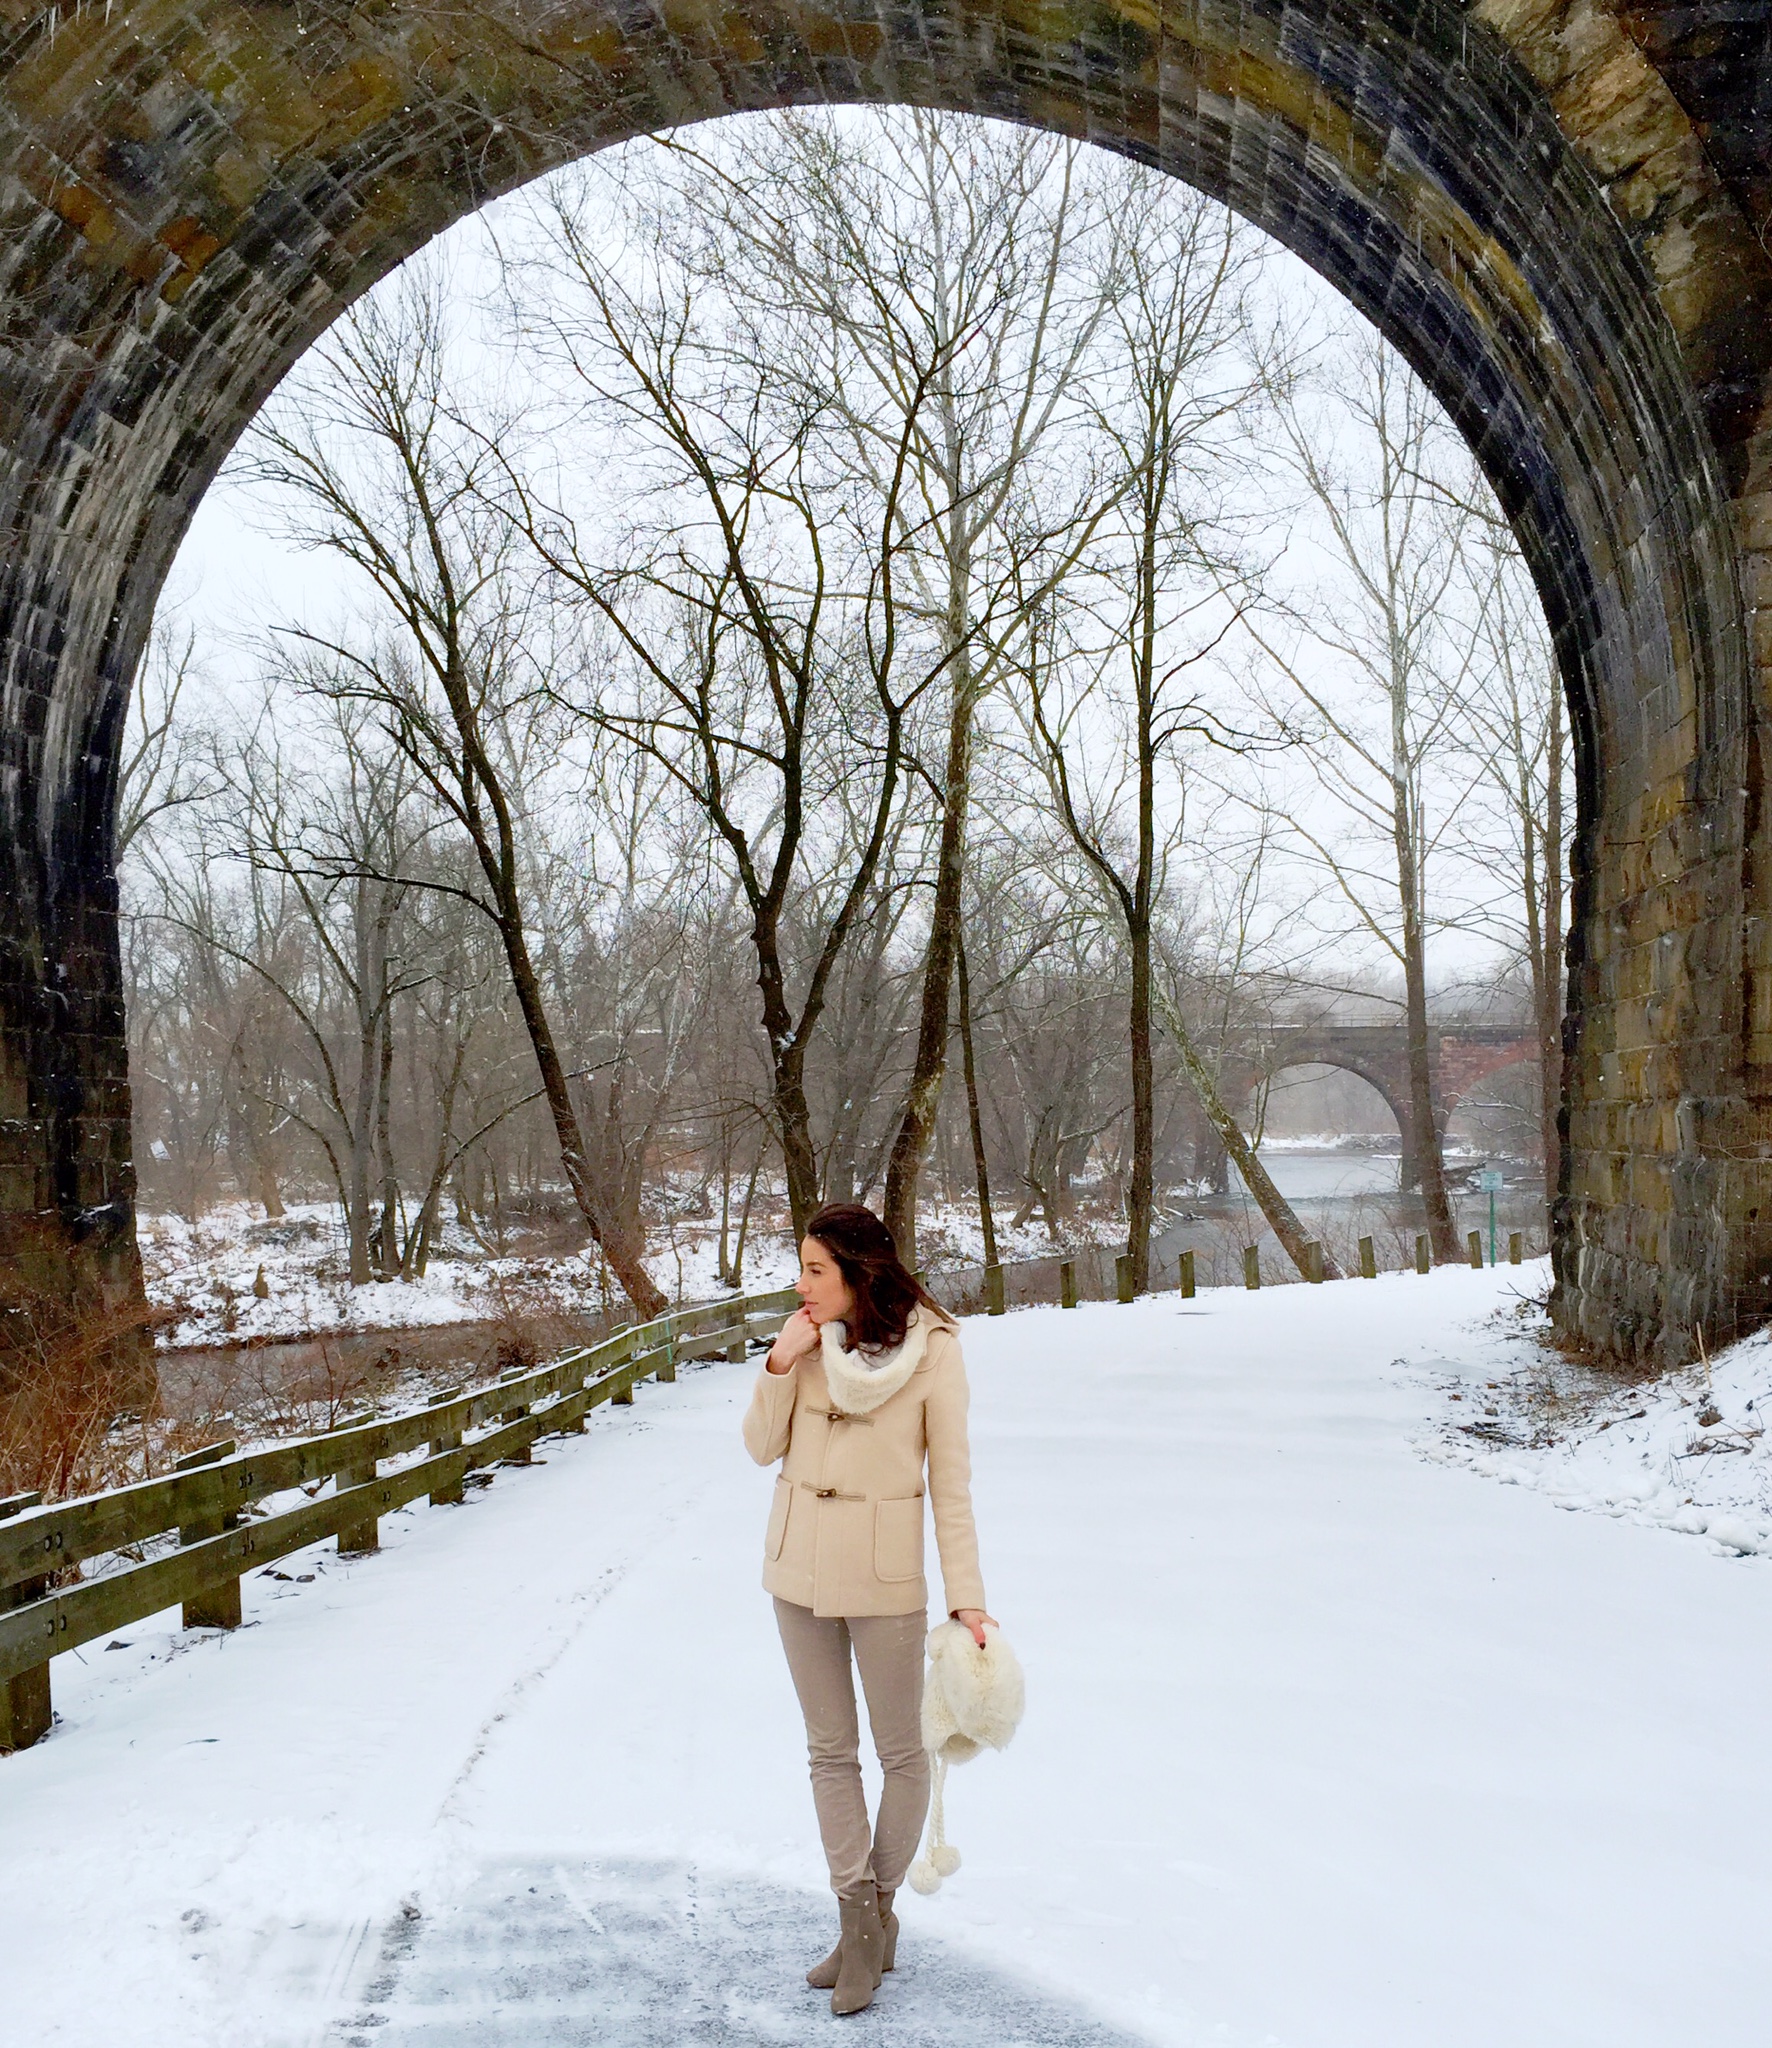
[1442,518,1570,1198]
[187,692,433,1284]
[633,112,1128,1262]
[1247,335,1488,1264]
[491,153,972,1236]
[242,268,667,1315]
[1015,183,1321,1284]
[117,616,221,862]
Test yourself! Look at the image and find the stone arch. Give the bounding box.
[1237,1053,1415,1189]
[2,0,1769,1365]
[1219,1056,1410,1196]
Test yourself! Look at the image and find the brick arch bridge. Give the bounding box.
[1217,1025,1541,1193]
[2,2,1771,1365]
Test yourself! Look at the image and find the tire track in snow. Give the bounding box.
[435,1464,718,1825]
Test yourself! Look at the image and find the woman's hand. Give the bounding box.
[765,1306,822,1375]
[952,1607,998,1648]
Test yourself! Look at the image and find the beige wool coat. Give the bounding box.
[742,1312,987,1619]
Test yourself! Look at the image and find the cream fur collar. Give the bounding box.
[820,1306,931,1415]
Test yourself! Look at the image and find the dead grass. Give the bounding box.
[3,1278,624,1504]
[0,1281,166,1502]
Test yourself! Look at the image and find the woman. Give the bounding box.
[744,1203,996,2017]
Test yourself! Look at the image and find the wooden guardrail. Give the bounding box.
[0,1284,799,1754]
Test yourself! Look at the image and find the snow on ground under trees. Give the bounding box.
[5,1264,1770,2046]
[138,1198,1125,1351]
[137,1202,798,1349]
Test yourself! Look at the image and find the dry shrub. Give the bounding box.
[0,1219,634,1507]
[0,1286,165,1502]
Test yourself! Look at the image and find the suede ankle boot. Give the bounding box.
[830,1892,885,2016]
[807,1884,897,1982]
[876,1888,899,1974]
[807,1885,898,1991]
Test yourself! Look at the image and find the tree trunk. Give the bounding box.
[1123,471,1162,1294]
[956,933,999,1268]
[717,1130,733,1286]
[1151,983,1340,1280]
[771,1051,822,1239]
[496,911,667,1317]
[346,1011,376,1289]
[373,1008,400,1281]
[1126,922,1154,1292]
[1402,958,1458,1264]
[1396,810,1459,1264]
[731,1153,763,1285]
[884,676,974,1266]
[405,1038,467,1280]
[747,897,822,1237]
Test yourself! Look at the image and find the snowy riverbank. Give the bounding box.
[138,1200,1140,1351]
[5,1265,1769,2046]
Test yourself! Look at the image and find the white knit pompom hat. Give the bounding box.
[907,1619,1025,1896]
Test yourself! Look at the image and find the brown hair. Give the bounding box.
[803,1203,949,1352]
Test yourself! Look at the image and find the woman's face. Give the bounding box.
[796,1236,856,1327]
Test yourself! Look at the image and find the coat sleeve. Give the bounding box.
[743,1360,798,1466]
[924,1327,987,1614]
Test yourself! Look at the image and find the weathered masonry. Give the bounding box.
[0,0,1770,1366]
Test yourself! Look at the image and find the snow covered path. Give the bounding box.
[4,1266,1771,2047]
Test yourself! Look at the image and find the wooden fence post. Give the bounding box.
[336,1425,381,1555]
[1059,1260,1077,1309]
[494,1367,532,1463]
[1115,1253,1135,1303]
[1415,1234,1431,1274]
[1179,1249,1196,1299]
[1243,1245,1260,1290]
[553,1366,587,1435]
[427,1386,467,1501]
[1467,1230,1484,1269]
[1,1490,49,1753]
[1358,1235,1377,1279]
[176,1440,242,1631]
[1304,1241,1325,1284]
[1508,1231,1523,1265]
[984,1264,1006,1316]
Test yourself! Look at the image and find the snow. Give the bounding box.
[140,1203,803,1349]
[904,1200,1133,1273]
[5,1263,1772,2045]
[1419,1290,1772,1557]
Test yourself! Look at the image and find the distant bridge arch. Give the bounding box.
[1219,1025,1539,1192]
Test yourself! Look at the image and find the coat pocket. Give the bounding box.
[765,1475,793,1562]
[874,1494,925,1583]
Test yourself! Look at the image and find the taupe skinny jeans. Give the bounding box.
[774,1596,930,1901]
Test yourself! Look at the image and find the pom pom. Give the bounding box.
[908,1857,943,1896]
